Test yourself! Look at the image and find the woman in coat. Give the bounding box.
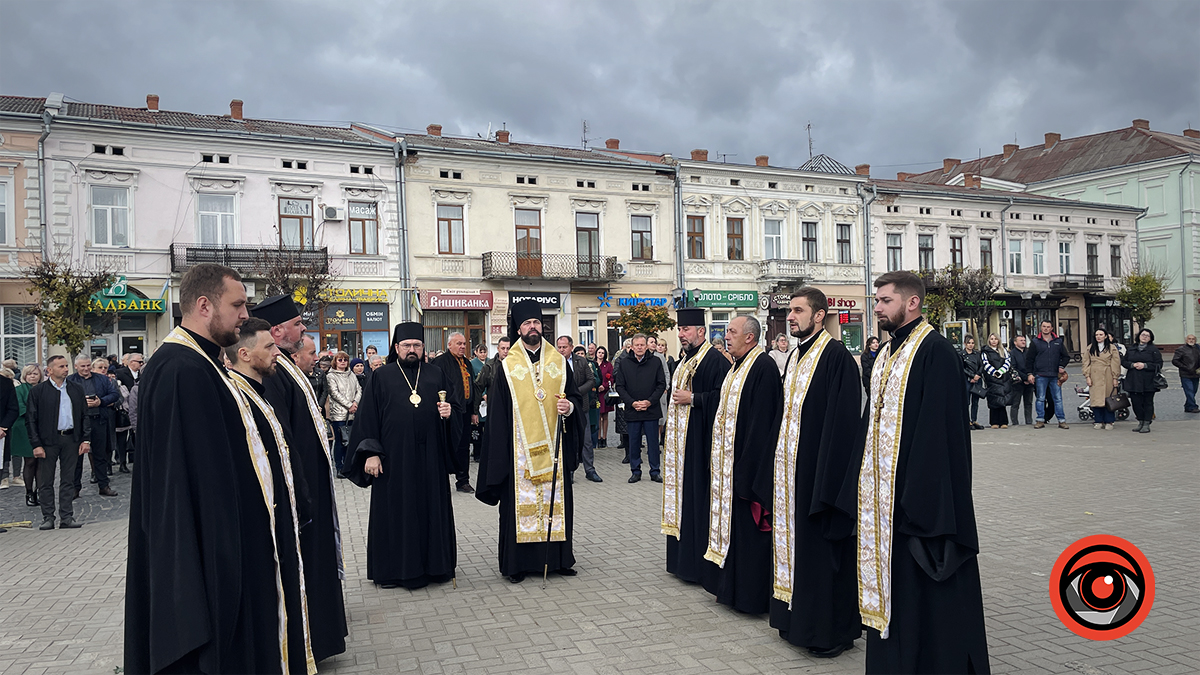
[595,346,615,448]
[1082,328,1122,430]
[981,333,1013,428]
[13,364,41,506]
[326,351,362,474]
[961,334,986,430]
[1122,328,1163,433]
[860,336,880,395]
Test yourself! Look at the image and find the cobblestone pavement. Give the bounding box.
[1,416,1197,674]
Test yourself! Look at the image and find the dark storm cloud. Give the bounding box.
[2,0,1195,174]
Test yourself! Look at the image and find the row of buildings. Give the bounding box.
[0,93,1195,363]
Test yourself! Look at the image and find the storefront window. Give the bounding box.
[1,307,37,367]
[423,310,486,353]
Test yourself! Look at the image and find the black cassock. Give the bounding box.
[665,345,730,583]
[859,317,991,674]
[263,353,347,662]
[344,360,457,588]
[125,328,287,674]
[750,336,862,651]
[475,346,584,577]
[702,351,782,614]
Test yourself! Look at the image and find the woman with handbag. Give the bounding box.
[596,346,615,447]
[326,351,362,476]
[1082,328,1122,430]
[1122,328,1164,433]
[961,334,986,430]
[981,334,1013,428]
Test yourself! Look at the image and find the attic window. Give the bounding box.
[517,175,537,185]
[1087,217,1097,224]
[632,183,650,192]
[768,182,778,189]
[576,179,596,189]
[296,161,307,170]
[202,154,215,163]
[364,166,373,174]
[919,207,932,215]
[350,165,375,175]
[951,209,963,217]
[282,160,293,169]
[689,175,701,183]
[1033,214,1045,221]
[110,146,124,156]
[219,155,230,164]
[93,144,106,154]
[886,205,900,213]
[729,179,740,187]
[805,185,814,192]
[440,169,463,180]
[839,187,848,195]
[1110,219,1119,226]
[980,211,992,218]
[1059,215,1069,223]
[1011,213,1021,220]
[350,166,359,174]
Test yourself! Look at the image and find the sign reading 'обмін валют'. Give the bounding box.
[420,290,495,310]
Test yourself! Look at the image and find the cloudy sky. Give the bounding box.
[3,0,1196,174]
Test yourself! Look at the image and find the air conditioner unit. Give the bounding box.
[323,205,345,220]
[614,262,629,276]
[1001,309,1013,319]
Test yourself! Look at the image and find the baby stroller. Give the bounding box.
[1075,377,1130,422]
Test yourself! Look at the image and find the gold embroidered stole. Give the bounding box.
[661,341,713,538]
[704,345,766,568]
[857,320,935,637]
[275,354,345,578]
[229,370,316,675]
[502,342,568,543]
[163,327,290,675]
[771,330,834,605]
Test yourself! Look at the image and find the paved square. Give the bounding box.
[1,406,1197,674]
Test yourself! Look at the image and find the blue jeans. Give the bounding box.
[1091,406,1115,424]
[1035,376,1065,423]
[626,420,660,476]
[1182,376,1199,411]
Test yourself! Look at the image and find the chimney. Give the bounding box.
[1132,119,1150,130]
[896,172,915,182]
[605,138,620,150]
[1044,132,1060,150]
[691,149,708,162]
[230,99,243,121]
[755,155,770,167]
[146,94,159,111]
[426,124,442,137]
[943,158,960,175]
[1184,128,1200,139]
[496,129,510,144]
[1003,143,1018,160]
[963,172,975,188]
[855,163,870,176]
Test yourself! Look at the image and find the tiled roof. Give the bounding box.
[869,179,1143,211]
[407,134,662,166]
[798,153,854,175]
[1,95,377,144]
[905,125,1200,186]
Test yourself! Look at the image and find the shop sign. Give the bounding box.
[280,198,311,216]
[827,297,859,310]
[691,289,758,308]
[616,293,669,307]
[360,303,389,330]
[760,292,792,310]
[323,303,358,329]
[420,289,494,310]
[320,288,389,302]
[348,202,376,218]
[963,299,1006,308]
[89,277,166,314]
[509,291,561,309]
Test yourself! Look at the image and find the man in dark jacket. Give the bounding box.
[1008,335,1036,425]
[1171,334,1199,413]
[1027,320,1071,429]
[614,333,666,484]
[27,355,93,529]
[433,331,476,493]
[558,335,600,483]
[68,355,120,496]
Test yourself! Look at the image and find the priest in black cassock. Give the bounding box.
[126,264,293,674]
[662,307,730,584]
[857,271,990,674]
[751,288,862,659]
[252,294,347,663]
[701,315,782,614]
[224,318,315,675]
[476,299,584,583]
[344,322,458,589]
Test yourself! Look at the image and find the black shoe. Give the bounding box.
[379,583,401,589]
[456,483,475,494]
[586,472,603,483]
[621,456,630,464]
[650,474,663,483]
[89,475,97,484]
[39,518,55,531]
[60,519,82,529]
[807,642,854,658]
[336,471,346,479]
[628,474,641,484]
[599,438,607,448]
[26,491,38,507]
[118,464,130,474]
[558,567,577,576]
[507,573,526,584]
[1139,422,1151,434]
[0,527,6,533]
[1132,421,1145,432]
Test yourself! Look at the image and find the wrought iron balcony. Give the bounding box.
[1049,274,1104,292]
[756,259,810,282]
[170,244,329,275]
[481,251,619,281]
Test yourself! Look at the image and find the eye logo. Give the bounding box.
[1050,535,1154,640]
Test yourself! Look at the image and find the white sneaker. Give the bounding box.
[11,475,24,487]
[1105,423,1115,430]
[0,477,8,490]
[1093,423,1103,430]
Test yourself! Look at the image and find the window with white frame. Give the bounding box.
[886,234,903,272]
[197,194,236,246]
[578,319,596,348]
[1110,245,1122,277]
[764,219,782,260]
[801,221,818,261]
[1032,241,1045,275]
[631,214,653,260]
[836,224,852,264]
[918,235,934,272]
[92,185,129,247]
[1008,239,1022,274]
[437,204,464,255]
[349,201,378,255]
[0,179,7,245]
[1058,242,1072,274]
[1,306,37,366]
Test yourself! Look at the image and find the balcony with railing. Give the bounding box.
[1049,274,1104,292]
[481,251,619,282]
[756,259,810,282]
[170,244,329,275]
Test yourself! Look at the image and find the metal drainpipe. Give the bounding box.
[674,163,686,295]
[999,196,1014,290]
[38,111,52,260]
[394,139,411,321]
[1179,160,1195,339]
[859,182,877,322]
